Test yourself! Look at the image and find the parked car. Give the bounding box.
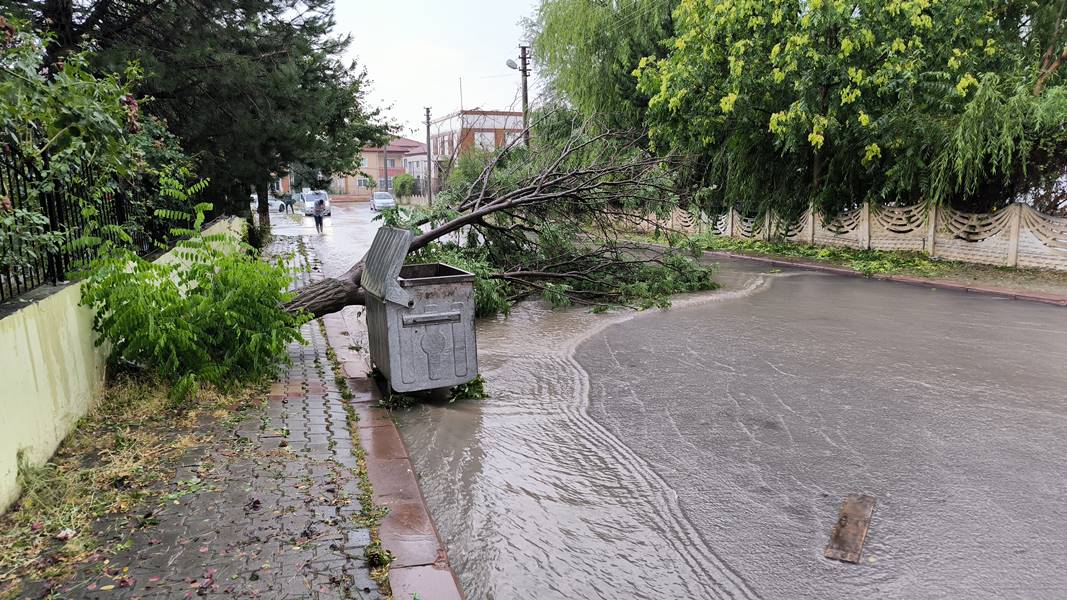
[370,191,396,211]
[302,190,331,216]
[249,195,288,213]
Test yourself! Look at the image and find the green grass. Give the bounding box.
[693,234,948,277]
[622,229,1067,297]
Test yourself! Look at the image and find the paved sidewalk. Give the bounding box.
[20,237,381,599]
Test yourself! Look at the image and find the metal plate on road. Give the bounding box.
[825,494,876,564]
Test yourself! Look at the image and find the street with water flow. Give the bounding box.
[297,203,1067,599]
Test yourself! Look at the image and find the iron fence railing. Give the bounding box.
[0,139,169,304]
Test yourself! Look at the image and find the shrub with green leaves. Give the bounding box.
[391,173,415,199]
[80,202,305,387]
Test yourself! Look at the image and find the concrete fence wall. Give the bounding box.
[653,202,1067,272]
[0,217,246,513]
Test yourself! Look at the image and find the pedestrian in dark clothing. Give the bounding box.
[313,198,326,233]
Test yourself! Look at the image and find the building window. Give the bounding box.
[387,158,396,168]
[357,177,369,188]
[360,156,369,167]
[474,131,495,151]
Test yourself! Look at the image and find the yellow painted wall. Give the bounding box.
[0,217,245,513]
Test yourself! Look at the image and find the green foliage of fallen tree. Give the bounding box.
[81,193,305,391]
[341,116,720,319]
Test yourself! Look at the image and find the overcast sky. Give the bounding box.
[336,0,540,139]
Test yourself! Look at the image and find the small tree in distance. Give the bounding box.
[392,173,416,200]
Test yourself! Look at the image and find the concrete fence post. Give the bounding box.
[727,207,736,238]
[808,207,817,245]
[860,202,871,249]
[764,209,772,241]
[1006,203,1022,267]
[925,202,938,258]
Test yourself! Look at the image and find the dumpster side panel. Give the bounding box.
[389,281,478,393]
[366,296,394,380]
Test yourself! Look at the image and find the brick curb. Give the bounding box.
[697,248,1067,307]
[320,313,465,600]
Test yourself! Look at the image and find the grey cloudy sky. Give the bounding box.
[336,0,540,138]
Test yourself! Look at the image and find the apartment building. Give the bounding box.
[430,109,523,187]
[403,150,430,195]
[330,138,426,201]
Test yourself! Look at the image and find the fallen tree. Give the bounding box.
[285,115,716,318]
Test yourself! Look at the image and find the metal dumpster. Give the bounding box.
[361,227,479,393]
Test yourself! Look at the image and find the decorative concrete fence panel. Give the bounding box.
[813,206,865,249]
[773,209,814,243]
[736,211,765,239]
[932,205,1016,266]
[1017,206,1067,270]
[870,203,928,253]
[633,202,1067,272]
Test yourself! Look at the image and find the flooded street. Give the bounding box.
[309,203,1067,599]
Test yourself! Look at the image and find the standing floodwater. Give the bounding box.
[298,207,1067,599]
[394,262,773,598]
[395,257,1067,599]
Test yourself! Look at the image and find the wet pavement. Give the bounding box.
[268,203,382,280]
[309,206,1067,599]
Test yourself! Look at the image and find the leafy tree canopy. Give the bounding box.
[9,0,392,213]
[634,0,1067,214]
[532,0,678,130]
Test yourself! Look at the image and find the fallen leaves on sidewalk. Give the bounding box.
[0,376,262,597]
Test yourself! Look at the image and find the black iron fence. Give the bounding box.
[0,140,168,304]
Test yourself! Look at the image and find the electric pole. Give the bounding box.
[425,107,433,202]
[382,141,389,191]
[519,45,530,147]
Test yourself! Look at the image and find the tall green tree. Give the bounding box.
[532,0,678,130]
[10,0,391,220]
[636,0,1067,215]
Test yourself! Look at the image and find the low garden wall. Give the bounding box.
[649,202,1067,272]
[0,217,245,513]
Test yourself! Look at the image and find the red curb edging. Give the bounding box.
[320,314,465,600]
[698,249,1067,307]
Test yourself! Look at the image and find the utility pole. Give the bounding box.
[382,142,389,191]
[425,107,433,202]
[519,45,530,146]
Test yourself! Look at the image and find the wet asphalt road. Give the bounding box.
[305,204,1067,599]
[580,269,1067,599]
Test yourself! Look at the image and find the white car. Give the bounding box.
[250,195,288,213]
[302,190,331,216]
[370,191,396,211]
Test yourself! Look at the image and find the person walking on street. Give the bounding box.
[313,197,326,234]
[283,196,295,214]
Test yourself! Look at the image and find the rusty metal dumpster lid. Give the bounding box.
[360,227,414,307]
